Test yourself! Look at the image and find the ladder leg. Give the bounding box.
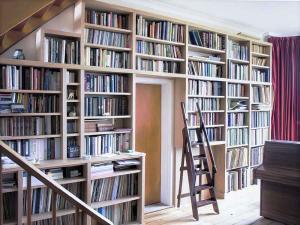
[177,137,186,208]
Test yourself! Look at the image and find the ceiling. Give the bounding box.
[98,0,300,39]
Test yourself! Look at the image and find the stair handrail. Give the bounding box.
[0,140,113,225]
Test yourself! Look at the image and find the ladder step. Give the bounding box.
[195,169,210,175]
[193,154,206,160]
[197,198,217,208]
[194,185,213,192]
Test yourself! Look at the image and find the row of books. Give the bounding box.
[188,80,222,96]
[0,116,60,136]
[188,112,222,127]
[252,68,270,82]
[136,41,183,58]
[136,15,184,43]
[85,73,129,93]
[85,9,128,29]
[250,146,264,166]
[31,215,77,225]
[228,99,248,111]
[188,98,221,111]
[85,133,130,156]
[85,28,129,48]
[0,93,59,114]
[252,57,267,66]
[85,47,129,68]
[44,36,80,64]
[3,192,16,221]
[188,61,223,77]
[251,111,270,128]
[227,128,248,146]
[228,40,249,61]
[96,200,137,225]
[228,62,249,80]
[136,58,180,73]
[67,120,77,133]
[67,137,80,158]
[227,168,248,192]
[228,83,246,97]
[227,112,247,127]
[4,138,61,162]
[189,30,225,50]
[84,96,128,116]
[190,127,222,142]
[226,147,248,170]
[0,66,60,90]
[252,85,271,104]
[23,183,82,214]
[91,174,138,202]
[252,44,267,54]
[251,128,269,146]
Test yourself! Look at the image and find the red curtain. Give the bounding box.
[268,36,300,141]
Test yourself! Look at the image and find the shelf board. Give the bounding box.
[91,169,141,180]
[228,58,250,64]
[85,115,131,119]
[227,125,249,129]
[250,126,270,129]
[187,75,226,81]
[85,130,132,136]
[85,43,132,51]
[252,64,269,69]
[227,144,248,148]
[188,44,226,54]
[85,23,132,33]
[251,81,271,86]
[22,208,77,223]
[227,96,249,99]
[91,195,140,208]
[251,109,271,112]
[135,70,186,79]
[2,187,18,193]
[67,116,80,120]
[227,79,250,84]
[226,165,249,171]
[188,56,225,65]
[136,35,184,46]
[210,141,226,146]
[136,53,185,62]
[0,134,61,141]
[0,89,61,94]
[0,112,61,117]
[67,133,80,137]
[66,99,80,103]
[67,82,80,86]
[188,95,225,98]
[23,177,86,190]
[251,52,270,58]
[84,65,133,74]
[227,110,249,113]
[251,143,265,148]
[187,110,225,113]
[84,91,131,96]
[188,124,224,129]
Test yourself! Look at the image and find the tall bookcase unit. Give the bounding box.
[0,0,272,224]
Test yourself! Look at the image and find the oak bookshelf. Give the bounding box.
[0,0,272,224]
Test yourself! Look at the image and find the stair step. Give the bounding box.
[193,154,206,160]
[196,198,216,208]
[195,169,210,175]
[194,185,213,192]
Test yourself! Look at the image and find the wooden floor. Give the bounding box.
[145,185,285,225]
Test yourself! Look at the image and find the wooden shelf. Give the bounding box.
[84,65,133,74]
[84,115,131,119]
[67,83,80,86]
[23,177,86,190]
[227,110,249,113]
[66,99,80,103]
[251,52,270,58]
[188,124,224,129]
[251,126,270,129]
[227,96,249,99]
[91,169,141,180]
[136,53,185,62]
[228,126,249,129]
[136,35,185,46]
[227,79,250,84]
[187,75,226,81]
[0,134,61,141]
[91,196,140,208]
[188,95,225,98]
[84,91,132,96]
[251,81,272,85]
[251,143,265,148]
[187,110,225,113]
[85,130,132,136]
[0,89,61,94]
[252,64,269,69]
[227,144,249,148]
[188,56,225,65]
[0,112,61,117]
[135,70,186,79]
[226,165,249,171]
[228,58,250,64]
[67,116,80,120]
[67,133,80,137]
[85,43,132,51]
[188,44,226,54]
[85,23,132,34]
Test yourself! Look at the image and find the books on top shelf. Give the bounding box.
[251,128,269,146]
[91,162,114,175]
[85,28,130,48]
[252,68,270,82]
[228,39,249,61]
[252,85,270,104]
[44,36,80,64]
[85,9,128,29]
[188,98,221,111]
[0,116,60,136]
[228,61,248,80]
[189,30,225,50]
[227,168,248,192]
[85,133,130,156]
[251,111,270,128]
[226,147,248,170]
[85,96,128,116]
[113,159,140,171]
[250,146,264,166]
[252,56,267,66]
[136,40,183,58]
[228,83,246,97]
[85,47,129,68]
[227,112,247,127]
[0,66,61,91]
[188,60,223,77]
[136,15,184,43]
[227,128,248,147]
[91,174,138,202]
[85,73,129,93]
[252,44,267,54]
[188,80,222,96]
[136,58,180,73]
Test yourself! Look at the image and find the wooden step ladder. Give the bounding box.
[177,102,219,220]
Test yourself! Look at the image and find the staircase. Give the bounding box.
[0,0,78,54]
[0,140,113,225]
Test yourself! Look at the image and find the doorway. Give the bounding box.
[135,77,174,213]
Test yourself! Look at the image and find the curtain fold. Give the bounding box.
[268,36,300,141]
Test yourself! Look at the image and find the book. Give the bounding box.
[252,44,267,54]
[190,127,222,142]
[188,112,221,127]
[250,146,264,166]
[252,68,270,82]
[228,39,249,61]
[226,147,248,170]
[251,111,270,128]
[188,80,222,96]
[252,56,267,66]
[228,83,246,97]
[189,30,225,50]
[228,61,248,80]
[228,112,247,127]
[227,128,248,146]
[188,61,223,77]
[251,128,269,146]
[136,57,180,73]
[252,85,270,104]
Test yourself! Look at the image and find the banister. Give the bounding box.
[0,140,113,225]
